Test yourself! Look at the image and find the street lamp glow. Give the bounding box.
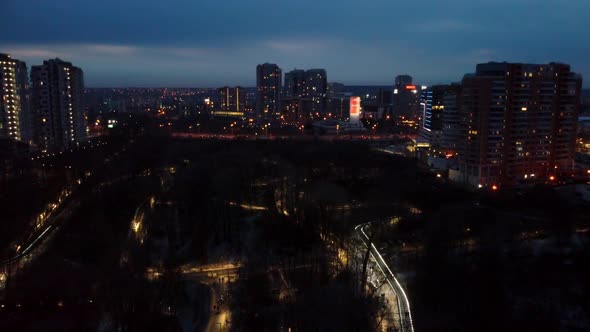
[132,220,141,233]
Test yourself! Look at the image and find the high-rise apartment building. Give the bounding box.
[284,69,306,98]
[304,69,327,115]
[256,63,281,120]
[392,74,421,119]
[217,86,245,116]
[31,58,86,153]
[441,86,462,153]
[420,84,461,150]
[457,62,582,187]
[282,68,327,121]
[0,53,31,143]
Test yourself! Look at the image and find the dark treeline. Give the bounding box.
[1,133,423,331]
[377,182,590,332]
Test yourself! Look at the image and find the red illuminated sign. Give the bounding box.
[350,97,360,115]
[405,85,416,90]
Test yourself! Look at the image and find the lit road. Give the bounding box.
[356,223,415,332]
[373,147,406,156]
[180,263,242,279]
[0,140,135,286]
[0,199,78,267]
[176,264,239,332]
[172,132,401,142]
[0,226,54,267]
[204,284,231,332]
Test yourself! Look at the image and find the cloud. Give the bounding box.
[5,48,64,58]
[1,43,139,60]
[166,47,212,58]
[263,40,332,55]
[0,38,586,87]
[85,44,138,55]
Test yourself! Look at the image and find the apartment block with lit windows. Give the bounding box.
[457,62,582,187]
[392,75,421,119]
[31,58,86,153]
[216,86,245,117]
[284,69,306,98]
[420,84,461,151]
[256,63,281,120]
[283,68,328,120]
[0,53,31,143]
[303,69,327,115]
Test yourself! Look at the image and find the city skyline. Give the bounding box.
[2,2,590,332]
[1,0,589,87]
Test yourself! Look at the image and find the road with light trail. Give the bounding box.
[356,222,415,332]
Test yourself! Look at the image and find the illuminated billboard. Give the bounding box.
[350,96,361,126]
[405,85,417,90]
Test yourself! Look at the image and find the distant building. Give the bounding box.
[31,58,86,153]
[327,94,352,121]
[0,53,31,144]
[311,119,365,135]
[256,63,281,120]
[280,98,301,124]
[377,88,393,106]
[350,96,361,127]
[456,62,582,187]
[420,84,461,151]
[284,69,306,98]
[327,82,345,98]
[281,68,328,122]
[304,69,327,115]
[216,86,245,117]
[441,85,462,153]
[392,75,421,119]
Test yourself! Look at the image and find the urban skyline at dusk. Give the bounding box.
[2,2,590,331]
[2,0,589,87]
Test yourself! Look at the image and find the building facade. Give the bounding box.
[457,62,582,187]
[392,74,421,119]
[304,69,327,115]
[256,63,281,120]
[441,86,462,153]
[284,69,306,98]
[31,58,86,153]
[421,84,461,151]
[0,54,31,143]
[282,68,328,122]
[217,86,245,116]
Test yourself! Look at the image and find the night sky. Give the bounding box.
[1,0,588,87]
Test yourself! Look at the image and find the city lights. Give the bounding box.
[0,8,588,331]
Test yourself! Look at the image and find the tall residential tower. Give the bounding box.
[284,69,306,98]
[282,68,328,122]
[256,63,281,120]
[457,62,582,187]
[0,53,31,143]
[31,58,86,153]
[392,74,421,119]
